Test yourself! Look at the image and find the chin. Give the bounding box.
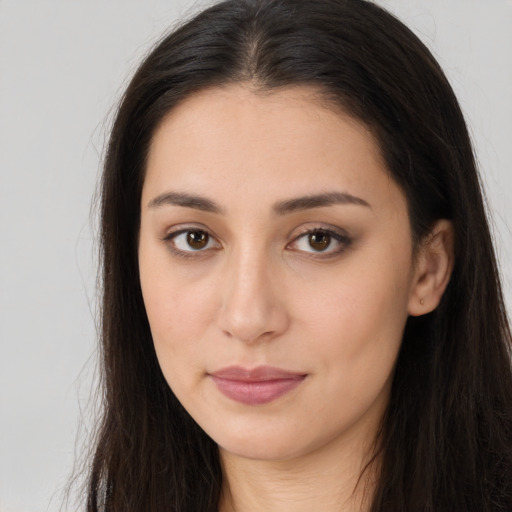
[218,438,301,462]
[210,419,334,463]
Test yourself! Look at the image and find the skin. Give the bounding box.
[138,85,453,511]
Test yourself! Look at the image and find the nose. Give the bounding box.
[216,247,290,344]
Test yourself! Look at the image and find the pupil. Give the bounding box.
[309,231,330,251]
[187,231,208,249]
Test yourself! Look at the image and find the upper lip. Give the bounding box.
[210,365,306,382]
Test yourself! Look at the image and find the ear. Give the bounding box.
[408,219,455,317]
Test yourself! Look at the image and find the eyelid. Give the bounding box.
[286,224,352,257]
[162,224,222,257]
[160,222,351,259]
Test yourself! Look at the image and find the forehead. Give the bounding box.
[143,84,402,214]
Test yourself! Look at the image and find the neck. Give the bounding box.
[218,432,380,512]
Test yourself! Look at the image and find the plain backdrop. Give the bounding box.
[1,1,511,511]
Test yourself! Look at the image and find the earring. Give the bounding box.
[420,298,425,305]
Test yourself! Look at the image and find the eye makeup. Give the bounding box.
[161,222,353,261]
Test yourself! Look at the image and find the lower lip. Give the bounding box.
[210,375,306,405]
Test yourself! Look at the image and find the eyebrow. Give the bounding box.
[147,190,370,214]
[273,191,371,215]
[147,192,223,213]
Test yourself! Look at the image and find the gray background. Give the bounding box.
[1,1,511,511]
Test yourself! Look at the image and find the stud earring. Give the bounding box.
[420,298,425,305]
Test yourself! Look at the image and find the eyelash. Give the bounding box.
[162,225,352,259]
[162,227,221,259]
[287,227,352,258]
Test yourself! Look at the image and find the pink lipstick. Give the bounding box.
[209,366,306,405]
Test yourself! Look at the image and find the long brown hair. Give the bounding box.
[87,0,512,510]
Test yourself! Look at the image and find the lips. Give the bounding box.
[209,366,307,405]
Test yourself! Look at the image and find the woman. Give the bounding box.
[86,0,512,510]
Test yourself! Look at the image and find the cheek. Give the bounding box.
[140,279,215,406]
[297,254,411,328]
[142,275,216,344]
[139,249,222,386]
[147,283,214,340]
[292,249,412,378]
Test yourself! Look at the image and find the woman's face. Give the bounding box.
[139,85,421,462]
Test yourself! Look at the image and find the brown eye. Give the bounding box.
[187,230,209,249]
[288,227,350,256]
[165,228,220,255]
[308,231,331,251]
